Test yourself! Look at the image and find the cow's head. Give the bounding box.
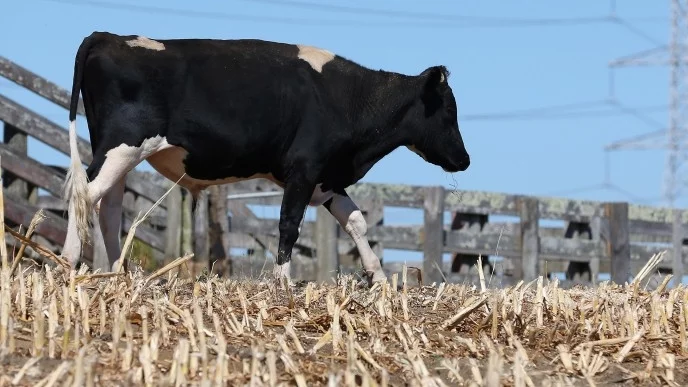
[402,65,470,173]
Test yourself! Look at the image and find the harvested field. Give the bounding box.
[0,247,687,386]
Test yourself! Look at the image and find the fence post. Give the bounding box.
[423,186,445,284]
[208,185,231,277]
[606,202,630,285]
[316,205,339,282]
[518,196,539,283]
[192,190,210,276]
[3,123,36,203]
[368,197,384,267]
[164,185,182,262]
[672,209,684,287]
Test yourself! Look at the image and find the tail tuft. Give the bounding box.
[63,120,92,244]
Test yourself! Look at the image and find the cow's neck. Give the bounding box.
[345,70,417,177]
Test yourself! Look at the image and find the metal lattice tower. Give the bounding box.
[605,0,688,209]
[604,0,688,283]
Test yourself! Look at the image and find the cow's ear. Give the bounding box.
[419,66,447,115]
[420,65,448,92]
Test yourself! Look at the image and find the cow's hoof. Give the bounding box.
[362,270,387,289]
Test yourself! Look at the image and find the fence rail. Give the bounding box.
[0,55,684,286]
[0,55,177,267]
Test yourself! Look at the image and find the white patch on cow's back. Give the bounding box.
[296,44,335,73]
[126,36,165,51]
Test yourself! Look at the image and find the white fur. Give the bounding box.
[308,184,333,206]
[297,45,334,73]
[99,178,125,268]
[273,260,291,280]
[328,194,386,283]
[126,36,165,51]
[63,135,172,267]
[62,120,92,266]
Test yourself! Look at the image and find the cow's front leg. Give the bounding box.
[274,178,315,284]
[324,192,386,287]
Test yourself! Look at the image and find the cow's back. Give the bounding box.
[78,32,347,185]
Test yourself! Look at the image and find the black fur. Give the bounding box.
[71,31,470,269]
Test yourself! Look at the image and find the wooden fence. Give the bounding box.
[223,179,687,286]
[0,55,185,269]
[0,55,685,287]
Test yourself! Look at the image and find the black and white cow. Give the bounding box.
[62,31,470,286]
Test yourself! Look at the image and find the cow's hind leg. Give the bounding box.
[64,137,161,270]
[324,192,386,286]
[97,177,125,271]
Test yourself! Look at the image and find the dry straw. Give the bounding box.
[0,247,684,385]
[0,156,686,384]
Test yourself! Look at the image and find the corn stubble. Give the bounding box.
[0,246,687,386]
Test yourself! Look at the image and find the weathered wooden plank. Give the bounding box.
[226,180,688,228]
[164,185,182,261]
[3,123,36,204]
[121,214,166,253]
[316,206,339,281]
[0,95,169,208]
[629,203,688,224]
[208,185,231,275]
[445,228,519,256]
[445,189,603,221]
[0,94,92,163]
[347,183,425,208]
[423,186,445,283]
[350,183,605,221]
[35,195,64,212]
[0,55,85,114]
[229,179,283,193]
[519,197,539,282]
[0,143,64,197]
[193,191,209,267]
[124,173,169,206]
[539,237,605,262]
[4,194,93,262]
[607,202,631,285]
[672,209,684,284]
[630,244,684,269]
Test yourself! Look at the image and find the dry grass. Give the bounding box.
[0,251,686,386]
[0,160,684,385]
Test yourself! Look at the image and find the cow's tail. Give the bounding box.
[64,35,96,244]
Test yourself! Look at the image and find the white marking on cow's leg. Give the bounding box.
[99,177,125,271]
[126,36,165,51]
[328,194,386,284]
[297,44,335,72]
[308,184,334,206]
[85,136,171,269]
[273,260,291,282]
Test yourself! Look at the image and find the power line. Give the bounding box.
[463,103,666,122]
[244,0,612,26]
[35,0,628,29]
[612,16,666,46]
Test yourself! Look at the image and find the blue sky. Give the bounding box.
[0,1,676,265]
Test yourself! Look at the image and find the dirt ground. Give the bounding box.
[0,257,686,386]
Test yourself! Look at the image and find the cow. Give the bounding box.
[61,31,471,287]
